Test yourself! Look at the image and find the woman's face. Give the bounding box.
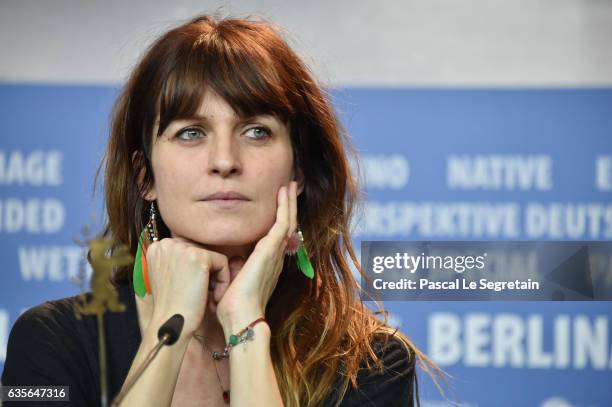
[145,89,301,250]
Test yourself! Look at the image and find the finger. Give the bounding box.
[169,236,229,278]
[228,257,246,281]
[166,236,231,302]
[266,185,290,247]
[144,241,161,294]
[288,181,298,238]
[210,253,231,304]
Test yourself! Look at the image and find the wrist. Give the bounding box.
[219,312,269,341]
[217,300,264,328]
[146,313,193,346]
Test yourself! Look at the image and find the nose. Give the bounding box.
[207,133,242,177]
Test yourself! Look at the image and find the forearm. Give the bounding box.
[116,318,189,406]
[222,315,284,406]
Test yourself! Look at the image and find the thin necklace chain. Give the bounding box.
[193,334,229,398]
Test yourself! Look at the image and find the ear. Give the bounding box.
[292,166,305,196]
[132,151,156,201]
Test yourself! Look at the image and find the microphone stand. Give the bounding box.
[110,334,171,407]
[111,314,185,407]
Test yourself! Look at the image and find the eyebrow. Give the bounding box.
[179,113,276,124]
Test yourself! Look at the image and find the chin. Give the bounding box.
[181,226,268,247]
[201,235,257,247]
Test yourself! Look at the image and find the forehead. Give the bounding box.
[195,90,240,119]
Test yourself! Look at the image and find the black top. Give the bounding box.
[2,286,416,406]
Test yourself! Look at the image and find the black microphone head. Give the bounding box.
[157,314,184,345]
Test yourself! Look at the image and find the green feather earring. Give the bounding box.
[133,202,158,297]
[293,230,314,279]
[133,230,148,298]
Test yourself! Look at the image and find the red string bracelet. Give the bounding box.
[212,317,267,360]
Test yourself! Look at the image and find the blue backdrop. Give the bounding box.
[1,84,611,406]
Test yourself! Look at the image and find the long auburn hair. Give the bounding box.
[101,14,442,406]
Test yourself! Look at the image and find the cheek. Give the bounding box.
[260,170,290,201]
[252,183,278,224]
[260,148,294,184]
[152,155,189,194]
[255,169,291,226]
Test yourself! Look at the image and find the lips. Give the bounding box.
[201,191,250,209]
[202,191,249,201]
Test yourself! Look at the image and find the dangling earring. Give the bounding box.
[133,201,159,297]
[286,229,314,279]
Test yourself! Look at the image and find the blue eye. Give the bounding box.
[244,126,272,140]
[176,127,204,141]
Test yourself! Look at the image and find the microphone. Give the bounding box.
[157,314,185,345]
[111,314,185,406]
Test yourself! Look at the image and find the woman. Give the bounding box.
[2,14,440,406]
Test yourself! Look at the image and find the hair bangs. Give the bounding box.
[156,26,295,136]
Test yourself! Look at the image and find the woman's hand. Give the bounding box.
[215,181,298,330]
[144,237,231,335]
[143,180,297,335]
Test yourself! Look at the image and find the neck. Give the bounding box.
[196,243,254,346]
[170,230,256,259]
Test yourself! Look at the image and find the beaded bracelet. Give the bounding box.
[212,317,267,360]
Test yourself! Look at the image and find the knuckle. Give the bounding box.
[147,240,159,252]
[185,246,200,259]
[160,238,173,249]
[145,241,159,260]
